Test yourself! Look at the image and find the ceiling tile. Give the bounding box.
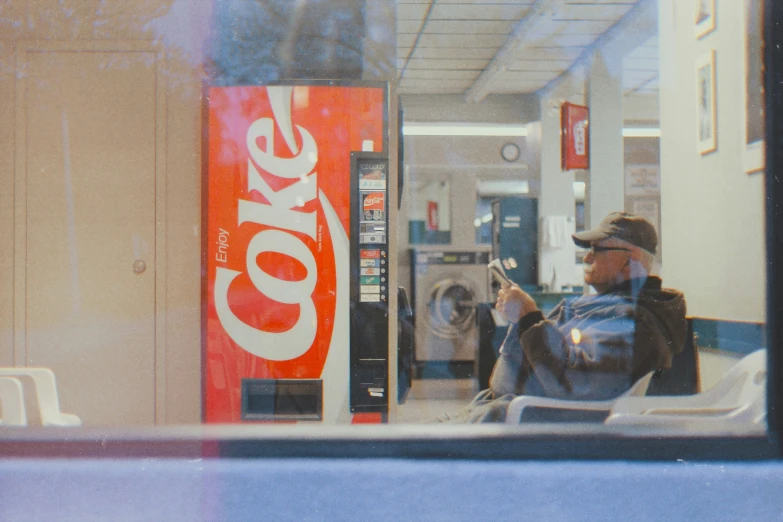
[430,4,530,21]
[424,20,516,34]
[544,19,616,35]
[397,3,429,21]
[396,0,648,96]
[398,20,427,34]
[397,33,418,47]
[416,33,508,48]
[539,33,599,48]
[563,0,635,4]
[554,4,633,21]
[515,47,584,62]
[435,0,535,4]
[410,47,499,60]
[405,58,490,70]
[497,70,560,82]
[403,69,480,80]
[507,59,573,72]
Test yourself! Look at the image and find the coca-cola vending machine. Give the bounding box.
[203,82,393,423]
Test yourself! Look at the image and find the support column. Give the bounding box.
[532,94,576,288]
[586,50,624,227]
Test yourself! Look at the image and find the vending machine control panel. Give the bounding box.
[350,152,390,413]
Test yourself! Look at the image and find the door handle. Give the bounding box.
[132,259,147,274]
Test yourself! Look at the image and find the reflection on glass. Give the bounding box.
[0,0,768,437]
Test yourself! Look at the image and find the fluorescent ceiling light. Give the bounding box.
[404,123,659,138]
[403,123,528,137]
[622,127,661,138]
[477,180,529,196]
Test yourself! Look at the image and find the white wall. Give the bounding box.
[659,0,765,322]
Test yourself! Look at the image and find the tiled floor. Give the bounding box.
[394,378,478,423]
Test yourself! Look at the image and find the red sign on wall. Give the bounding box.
[203,84,385,423]
[426,201,439,231]
[561,102,589,170]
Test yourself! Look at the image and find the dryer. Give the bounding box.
[411,248,491,371]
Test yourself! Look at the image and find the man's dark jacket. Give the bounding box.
[437,277,687,423]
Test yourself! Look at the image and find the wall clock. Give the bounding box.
[501,142,520,162]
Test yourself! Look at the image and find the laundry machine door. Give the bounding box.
[413,278,480,362]
[427,279,477,340]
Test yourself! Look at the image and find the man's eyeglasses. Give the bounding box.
[588,245,631,254]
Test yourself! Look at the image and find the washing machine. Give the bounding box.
[411,248,491,373]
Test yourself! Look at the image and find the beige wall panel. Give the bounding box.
[163,53,204,424]
[0,42,14,367]
[24,50,157,426]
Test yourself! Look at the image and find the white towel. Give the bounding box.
[542,216,570,249]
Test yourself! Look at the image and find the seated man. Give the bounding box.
[436,212,687,423]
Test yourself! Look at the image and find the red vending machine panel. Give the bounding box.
[204,83,388,423]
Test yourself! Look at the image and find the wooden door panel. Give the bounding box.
[24,51,157,426]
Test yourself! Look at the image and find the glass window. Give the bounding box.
[0,0,778,461]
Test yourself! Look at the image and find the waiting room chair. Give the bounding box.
[645,318,701,395]
[505,371,655,424]
[0,376,27,427]
[0,368,81,427]
[605,349,766,426]
[504,318,701,424]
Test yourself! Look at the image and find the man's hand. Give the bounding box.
[495,285,538,323]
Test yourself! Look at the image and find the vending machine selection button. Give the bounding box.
[360,276,380,285]
[360,234,386,244]
[360,250,381,259]
[360,259,379,267]
[360,294,381,303]
[361,267,380,276]
[360,285,381,294]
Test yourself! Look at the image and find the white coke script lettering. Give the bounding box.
[214,86,320,361]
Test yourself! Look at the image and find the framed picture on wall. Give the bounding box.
[695,0,716,39]
[744,0,765,174]
[696,51,717,156]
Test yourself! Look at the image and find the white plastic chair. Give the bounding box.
[0,377,27,427]
[505,371,655,424]
[605,349,766,426]
[0,368,82,427]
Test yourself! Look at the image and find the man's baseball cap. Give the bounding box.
[572,212,658,254]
